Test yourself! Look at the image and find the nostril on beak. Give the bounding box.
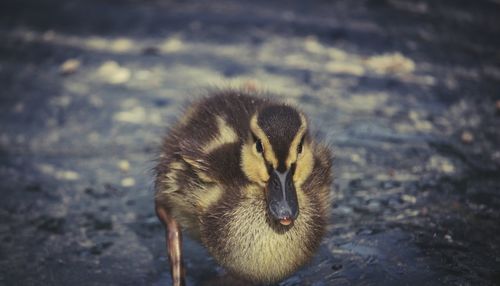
[273,202,296,225]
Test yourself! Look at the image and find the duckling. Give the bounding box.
[154,90,332,286]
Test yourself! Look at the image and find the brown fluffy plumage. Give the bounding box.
[155,90,332,284]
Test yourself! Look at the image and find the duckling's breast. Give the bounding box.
[200,187,325,284]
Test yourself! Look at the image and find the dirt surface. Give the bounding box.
[1,0,500,285]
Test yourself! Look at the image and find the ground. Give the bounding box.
[1,0,500,285]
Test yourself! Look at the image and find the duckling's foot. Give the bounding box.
[156,203,186,286]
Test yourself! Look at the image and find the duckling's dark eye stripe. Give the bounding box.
[251,132,264,153]
[297,136,305,154]
[256,139,263,153]
[250,114,279,167]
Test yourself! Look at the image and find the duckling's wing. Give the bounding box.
[174,92,266,184]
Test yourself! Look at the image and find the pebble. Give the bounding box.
[365,52,415,74]
[441,162,455,174]
[113,106,147,124]
[304,36,324,54]
[121,177,135,187]
[325,61,365,76]
[97,61,131,84]
[160,37,184,53]
[461,131,474,144]
[444,234,453,243]
[56,170,80,181]
[110,38,133,53]
[59,59,81,75]
[118,160,130,172]
[401,194,417,204]
[428,155,455,174]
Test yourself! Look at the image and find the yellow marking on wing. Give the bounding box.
[197,185,223,212]
[182,154,216,183]
[169,161,185,171]
[160,161,187,194]
[182,157,203,169]
[202,116,239,153]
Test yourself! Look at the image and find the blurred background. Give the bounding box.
[1,0,499,285]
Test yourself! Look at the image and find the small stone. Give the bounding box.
[113,106,147,124]
[304,36,324,54]
[110,38,133,53]
[59,59,81,75]
[496,100,500,114]
[337,205,353,215]
[441,161,455,174]
[350,153,364,164]
[121,177,135,187]
[56,170,80,181]
[97,61,131,85]
[401,194,417,204]
[325,61,365,76]
[365,52,415,74]
[444,234,453,243]
[160,37,184,53]
[461,131,474,144]
[117,160,130,172]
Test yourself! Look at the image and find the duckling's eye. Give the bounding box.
[255,139,263,153]
[297,136,305,154]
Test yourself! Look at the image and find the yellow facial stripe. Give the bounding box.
[203,116,239,153]
[250,115,278,168]
[293,144,314,187]
[285,113,307,168]
[240,143,269,185]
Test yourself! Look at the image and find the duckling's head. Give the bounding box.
[241,104,314,226]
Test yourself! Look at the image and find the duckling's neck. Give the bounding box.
[200,186,324,284]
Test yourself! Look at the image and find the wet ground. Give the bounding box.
[1,0,500,285]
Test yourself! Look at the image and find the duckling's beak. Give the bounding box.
[267,167,299,226]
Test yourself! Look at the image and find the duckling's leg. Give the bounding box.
[155,203,186,286]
